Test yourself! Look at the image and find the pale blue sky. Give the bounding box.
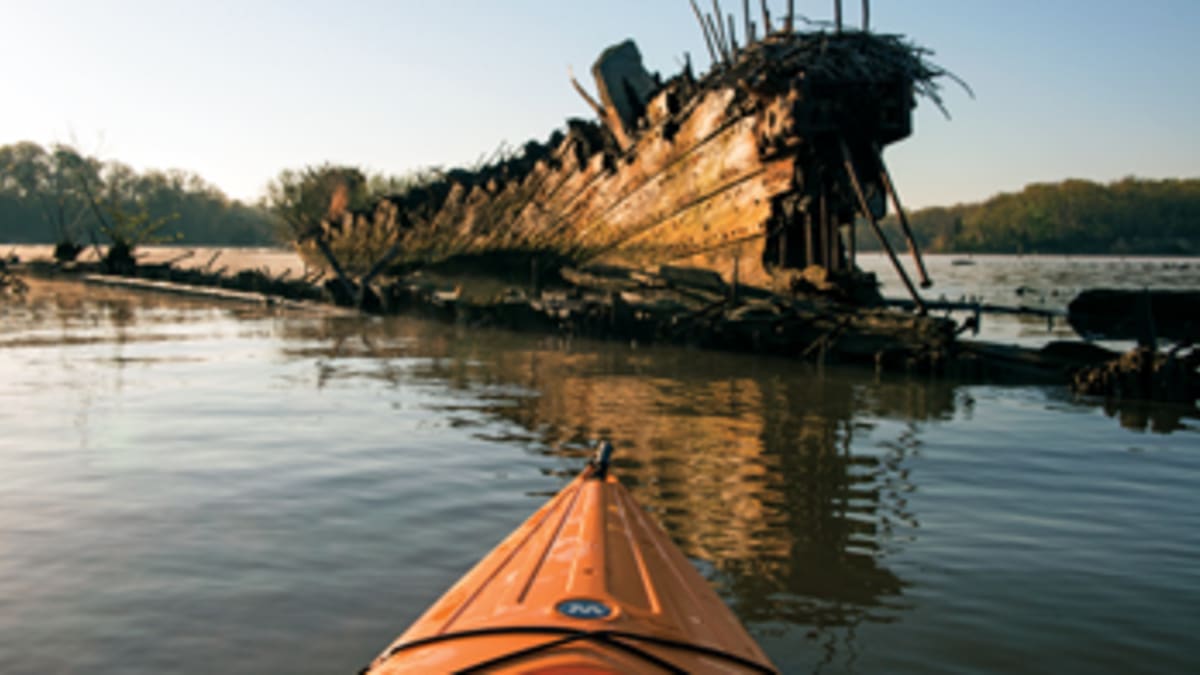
[2,0,1197,207]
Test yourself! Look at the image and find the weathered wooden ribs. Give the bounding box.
[316,4,953,303]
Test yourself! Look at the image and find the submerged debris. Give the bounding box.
[1068,289,1200,344]
[1073,345,1200,405]
[1,259,29,298]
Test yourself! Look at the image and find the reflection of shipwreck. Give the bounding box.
[312,1,954,308]
[287,315,935,631]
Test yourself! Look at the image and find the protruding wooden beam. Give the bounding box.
[841,139,925,312]
[705,13,730,64]
[689,0,721,67]
[360,214,414,291]
[875,145,932,288]
[568,69,606,120]
[711,1,729,56]
[834,0,843,33]
[743,0,752,43]
[786,1,794,33]
[727,13,738,55]
[862,0,870,31]
[310,232,358,304]
[848,219,857,267]
[760,0,772,35]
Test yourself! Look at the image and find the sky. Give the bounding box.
[1,0,1197,208]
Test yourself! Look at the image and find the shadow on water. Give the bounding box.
[281,315,965,653]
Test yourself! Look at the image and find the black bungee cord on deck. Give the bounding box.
[358,441,779,675]
[364,625,778,674]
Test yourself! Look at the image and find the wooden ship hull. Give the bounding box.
[309,3,954,307]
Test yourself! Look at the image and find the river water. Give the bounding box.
[1,256,1197,674]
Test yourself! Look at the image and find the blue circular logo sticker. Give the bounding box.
[556,598,613,620]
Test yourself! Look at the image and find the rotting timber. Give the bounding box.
[285,4,970,373]
[14,5,1191,398]
[301,5,949,308]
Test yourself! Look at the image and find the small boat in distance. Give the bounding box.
[361,442,778,674]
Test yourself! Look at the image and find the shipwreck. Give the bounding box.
[8,3,1196,411]
[303,0,960,312]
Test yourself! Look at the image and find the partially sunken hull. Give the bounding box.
[317,27,945,292]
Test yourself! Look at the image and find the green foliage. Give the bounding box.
[0,142,95,246]
[263,163,370,238]
[860,177,1200,256]
[95,200,179,248]
[0,141,277,246]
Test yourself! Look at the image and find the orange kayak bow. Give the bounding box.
[363,443,778,674]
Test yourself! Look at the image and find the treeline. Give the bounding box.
[865,178,1200,255]
[7,141,1196,258]
[0,141,278,246]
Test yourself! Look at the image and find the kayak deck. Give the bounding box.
[363,458,776,674]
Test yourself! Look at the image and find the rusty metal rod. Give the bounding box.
[689,0,721,67]
[840,140,925,312]
[875,146,932,288]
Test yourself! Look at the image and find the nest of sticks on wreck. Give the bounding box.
[712,29,970,117]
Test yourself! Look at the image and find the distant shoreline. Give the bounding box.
[3,244,310,279]
[5,243,1197,272]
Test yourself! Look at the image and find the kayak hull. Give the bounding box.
[365,465,776,674]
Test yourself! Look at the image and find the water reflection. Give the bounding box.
[6,280,1197,674]
[283,316,964,642]
[3,278,236,345]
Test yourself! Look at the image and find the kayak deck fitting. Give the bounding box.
[363,442,778,674]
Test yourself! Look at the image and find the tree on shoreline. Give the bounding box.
[862,177,1200,256]
[6,141,1195,257]
[74,159,179,273]
[0,142,96,259]
[0,141,277,248]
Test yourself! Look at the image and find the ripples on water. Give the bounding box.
[1,271,1197,674]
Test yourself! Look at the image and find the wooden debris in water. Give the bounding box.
[1073,346,1199,405]
[1,258,29,298]
[1068,289,1200,344]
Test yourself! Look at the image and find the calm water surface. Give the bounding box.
[1,261,1197,674]
[860,253,1200,347]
